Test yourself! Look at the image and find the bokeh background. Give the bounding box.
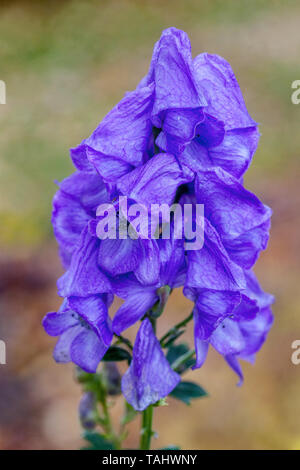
[0,0,300,450]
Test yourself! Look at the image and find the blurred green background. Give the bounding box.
[0,0,300,449]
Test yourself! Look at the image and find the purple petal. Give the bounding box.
[238,307,274,357]
[139,28,208,152]
[225,355,244,386]
[134,239,160,285]
[158,234,185,287]
[244,270,275,309]
[224,220,271,269]
[58,171,108,212]
[195,113,225,148]
[52,190,89,268]
[117,153,193,207]
[121,319,180,410]
[70,140,94,172]
[52,172,109,267]
[210,318,246,356]
[57,227,111,298]
[70,329,109,373]
[179,138,210,173]
[68,295,113,346]
[98,238,140,276]
[53,325,82,364]
[233,294,259,321]
[85,85,154,169]
[195,168,272,241]
[144,28,206,127]
[193,53,257,130]
[180,127,259,180]
[190,289,242,340]
[193,337,209,370]
[186,218,245,291]
[42,311,78,336]
[112,284,158,335]
[86,146,133,185]
[208,127,260,178]
[164,107,204,139]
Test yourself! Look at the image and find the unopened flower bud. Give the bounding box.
[103,362,121,396]
[78,391,97,430]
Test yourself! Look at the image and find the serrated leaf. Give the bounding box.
[170,381,208,405]
[102,346,131,364]
[81,431,115,450]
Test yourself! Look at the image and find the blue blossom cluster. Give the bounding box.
[43,28,273,411]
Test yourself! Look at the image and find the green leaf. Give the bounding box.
[167,343,189,364]
[75,367,96,384]
[102,346,131,364]
[170,381,208,405]
[163,330,185,347]
[176,356,196,374]
[121,402,138,426]
[81,431,115,450]
[166,343,195,373]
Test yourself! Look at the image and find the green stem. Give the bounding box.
[140,314,156,450]
[160,310,194,346]
[100,388,121,449]
[97,376,122,449]
[140,405,154,450]
[114,333,133,350]
[171,348,195,371]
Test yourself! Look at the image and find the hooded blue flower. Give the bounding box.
[44,27,273,406]
[52,170,109,267]
[43,294,113,373]
[121,319,180,411]
[189,270,274,383]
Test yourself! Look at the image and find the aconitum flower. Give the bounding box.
[44,26,273,420]
[43,293,113,372]
[122,319,181,411]
[187,270,274,382]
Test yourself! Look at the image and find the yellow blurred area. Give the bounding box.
[0,0,300,449]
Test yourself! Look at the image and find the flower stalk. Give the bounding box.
[172,349,195,371]
[98,387,121,449]
[160,310,194,346]
[140,405,154,450]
